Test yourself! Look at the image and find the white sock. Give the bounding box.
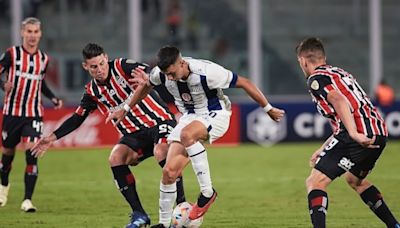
[186,142,213,197]
[159,181,176,226]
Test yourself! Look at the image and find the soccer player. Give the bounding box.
[31,43,187,228]
[296,37,400,228]
[107,46,285,228]
[0,17,63,212]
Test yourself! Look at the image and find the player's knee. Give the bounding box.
[108,153,125,166]
[180,130,196,147]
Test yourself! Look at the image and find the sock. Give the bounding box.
[0,153,14,186]
[24,150,38,200]
[159,182,176,226]
[186,142,213,198]
[360,185,399,227]
[158,159,186,204]
[111,165,145,214]
[308,190,328,228]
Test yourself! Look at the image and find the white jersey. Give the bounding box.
[149,57,238,114]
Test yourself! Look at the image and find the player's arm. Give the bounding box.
[41,80,63,109]
[106,67,154,124]
[0,49,13,93]
[327,90,377,148]
[235,76,285,122]
[31,93,97,157]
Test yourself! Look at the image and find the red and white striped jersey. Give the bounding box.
[307,65,387,136]
[0,46,49,117]
[75,58,174,135]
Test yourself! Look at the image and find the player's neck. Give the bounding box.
[22,44,39,55]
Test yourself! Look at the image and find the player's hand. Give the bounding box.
[106,109,127,125]
[309,149,322,168]
[3,81,13,93]
[267,107,285,122]
[52,98,63,110]
[349,133,379,148]
[31,136,55,158]
[129,67,149,86]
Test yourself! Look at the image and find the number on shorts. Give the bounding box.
[324,137,339,151]
[159,124,174,134]
[32,120,43,133]
[209,112,217,118]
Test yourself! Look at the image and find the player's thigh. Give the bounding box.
[21,117,43,145]
[306,168,333,192]
[314,135,348,181]
[208,110,231,143]
[117,132,153,165]
[348,135,386,179]
[1,115,24,148]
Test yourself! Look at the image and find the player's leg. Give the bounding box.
[0,147,15,207]
[154,141,188,228]
[180,120,218,219]
[109,143,150,227]
[345,173,399,227]
[306,135,346,228]
[345,136,399,227]
[153,121,187,205]
[19,117,42,212]
[306,168,332,228]
[0,115,21,206]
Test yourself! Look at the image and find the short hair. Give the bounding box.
[82,43,105,61]
[295,37,326,63]
[21,17,41,28]
[157,46,181,71]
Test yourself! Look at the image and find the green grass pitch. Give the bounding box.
[1,142,399,227]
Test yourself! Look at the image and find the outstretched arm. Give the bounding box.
[31,113,87,157]
[106,67,153,124]
[235,76,285,122]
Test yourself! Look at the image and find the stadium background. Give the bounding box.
[0,1,400,228]
[1,0,400,146]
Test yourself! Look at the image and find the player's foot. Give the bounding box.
[150,224,168,228]
[189,189,217,220]
[21,199,37,212]
[0,184,10,207]
[125,211,151,228]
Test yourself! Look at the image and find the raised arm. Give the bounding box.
[236,75,285,122]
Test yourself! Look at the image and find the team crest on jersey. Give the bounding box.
[311,80,319,90]
[181,93,192,102]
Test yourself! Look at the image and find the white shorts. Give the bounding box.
[168,109,232,144]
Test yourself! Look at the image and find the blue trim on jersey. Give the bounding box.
[207,125,212,132]
[229,72,238,88]
[160,72,166,84]
[200,75,222,111]
[176,81,195,113]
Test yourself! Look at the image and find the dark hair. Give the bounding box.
[82,43,105,60]
[157,46,180,71]
[295,37,326,63]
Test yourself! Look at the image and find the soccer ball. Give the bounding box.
[171,202,203,228]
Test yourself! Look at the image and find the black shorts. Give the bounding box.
[118,120,176,163]
[314,131,386,180]
[1,115,43,148]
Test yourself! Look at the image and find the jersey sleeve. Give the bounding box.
[0,49,12,75]
[149,66,165,86]
[75,92,98,117]
[120,58,150,75]
[205,62,238,89]
[307,74,336,99]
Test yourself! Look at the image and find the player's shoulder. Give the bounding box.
[150,66,162,77]
[186,57,219,76]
